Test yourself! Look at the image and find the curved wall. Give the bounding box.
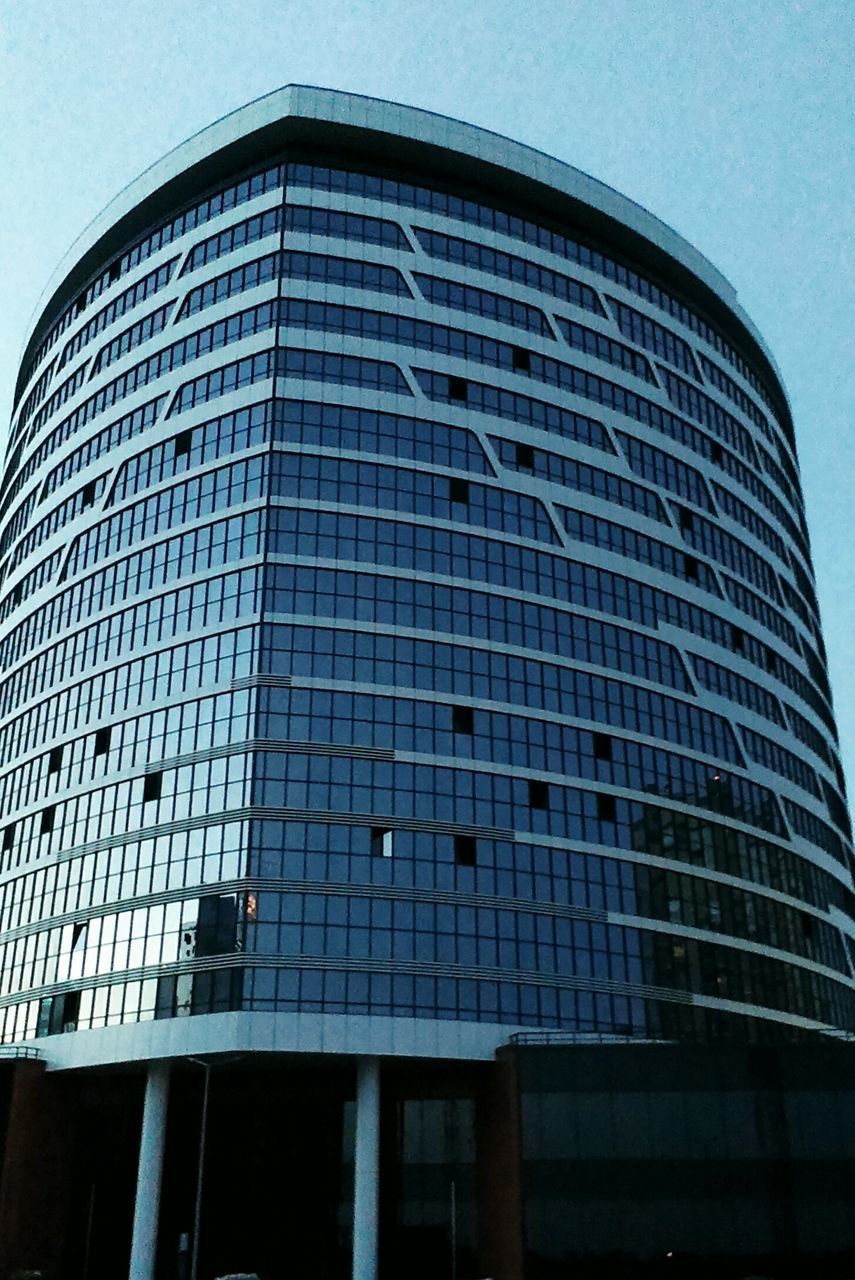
[1,87,853,1063]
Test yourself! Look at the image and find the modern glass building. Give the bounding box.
[0,86,853,1279]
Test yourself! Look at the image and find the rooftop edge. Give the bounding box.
[15,84,791,417]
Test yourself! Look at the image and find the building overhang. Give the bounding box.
[25,1010,524,1072]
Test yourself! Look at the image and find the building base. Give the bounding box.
[3,1042,855,1279]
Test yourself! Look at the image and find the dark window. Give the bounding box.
[597,793,617,823]
[731,626,745,653]
[515,441,534,470]
[684,554,699,581]
[63,991,81,1029]
[528,779,549,809]
[74,292,87,316]
[451,705,474,734]
[448,375,468,402]
[512,345,531,373]
[593,732,613,762]
[108,260,121,283]
[196,895,238,957]
[94,727,111,756]
[800,911,815,940]
[2,824,13,852]
[371,827,392,857]
[174,429,193,457]
[12,583,22,606]
[143,771,162,803]
[454,834,477,866]
[40,805,55,834]
[48,746,63,774]
[50,990,81,1036]
[81,481,96,509]
[711,442,723,464]
[764,646,777,673]
[449,477,469,505]
[154,976,177,1021]
[679,506,694,531]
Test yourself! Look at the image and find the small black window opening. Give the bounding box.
[12,583,22,606]
[94,727,111,756]
[108,260,122,283]
[593,732,613,762]
[174,429,193,458]
[371,827,393,858]
[528,779,549,810]
[684,554,699,582]
[678,506,694,532]
[48,745,63,774]
[448,375,468,403]
[449,477,469,505]
[764,646,777,674]
[800,911,815,940]
[40,805,56,835]
[597,793,617,824]
[451,705,474,735]
[60,990,81,1032]
[74,291,87,316]
[512,345,531,373]
[81,481,96,509]
[454,834,477,867]
[143,771,163,803]
[710,442,723,465]
[2,823,13,852]
[731,626,745,653]
[515,441,535,471]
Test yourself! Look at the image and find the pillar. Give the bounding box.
[352,1056,381,1280]
[475,1049,525,1280]
[128,1061,170,1280]
[0,1060,76,1276]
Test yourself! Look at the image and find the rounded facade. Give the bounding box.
[1,86,854,1062]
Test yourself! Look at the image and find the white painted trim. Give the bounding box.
[34,1010,529,1070]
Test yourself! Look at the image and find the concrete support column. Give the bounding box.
[475,1050,525,1280]
[129,1061,170,1280]
[352,1056,381,1280]
[0,1061,75,1277]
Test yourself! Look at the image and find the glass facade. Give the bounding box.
[1,98,853,1053]
[515,1041,855,1277]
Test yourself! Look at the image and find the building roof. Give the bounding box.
[17,85,790,419]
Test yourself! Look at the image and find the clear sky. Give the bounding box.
[0,0,852,788]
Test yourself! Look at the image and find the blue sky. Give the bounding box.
[0,0,852,787]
